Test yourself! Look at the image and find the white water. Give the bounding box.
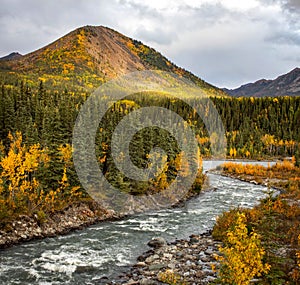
[0,160,274,284]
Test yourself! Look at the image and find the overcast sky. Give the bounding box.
[0,0,299,88]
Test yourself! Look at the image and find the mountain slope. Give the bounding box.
[0,52,23,61]
[0,25,226,96]
[224,68,300,97]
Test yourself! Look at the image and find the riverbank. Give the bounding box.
[105,231,220,285]
[0,201,118,249]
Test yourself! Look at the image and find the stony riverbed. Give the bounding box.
[106,231,221,285]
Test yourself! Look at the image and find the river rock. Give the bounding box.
[148,263,166,271]
[140,278,158,285]
[75,265,96,273]
[135,262,146,267]
[147,237,167,249]
[145,254,160,264]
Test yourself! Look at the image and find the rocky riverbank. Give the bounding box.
[105,231,221,285]
[0,188,204,250]
[0,201,117,249]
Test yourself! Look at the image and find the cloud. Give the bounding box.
[282,0,300,13]
[135,26,176,45]
[266,30,300,45]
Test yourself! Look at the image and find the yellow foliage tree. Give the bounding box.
[149,152,169,191]
[229,147,237,158]
[174,151,190,178]
[0,132,49,212]
[216,212,271,285]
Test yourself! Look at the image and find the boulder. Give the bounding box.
[147,237,167,249]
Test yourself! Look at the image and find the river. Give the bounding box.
[0,160,274,285]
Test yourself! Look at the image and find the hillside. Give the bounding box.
[224,67,300,97]
[0,25,226,96]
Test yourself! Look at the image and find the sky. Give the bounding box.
[0,0,299,88]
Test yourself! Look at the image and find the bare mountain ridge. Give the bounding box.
[224,67,300,97]
[0,25,226,96]
[0,52,23,61]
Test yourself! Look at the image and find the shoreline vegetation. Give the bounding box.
[212,159,300,284]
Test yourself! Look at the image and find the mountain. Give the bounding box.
[224,68,300,97]
[0,25,226,96]
[0,52,23,61]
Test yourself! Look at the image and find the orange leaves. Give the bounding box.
[77,29,86,46]
[220,160,300,282]
[273,160,295,171]
[261,134,297,155]
[2,132,48,176]
[44,189,61,213]
[149,152,169,191]
[222,162,267,176]
[196,135,210,145]
[62,63,75,75]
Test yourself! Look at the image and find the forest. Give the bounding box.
[0,80,299,225]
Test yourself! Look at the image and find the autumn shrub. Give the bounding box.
[212,208,242,241]
[273,160,295,172]
[221,162,268,177]
[215,212,271,285]
[0,132,49,213]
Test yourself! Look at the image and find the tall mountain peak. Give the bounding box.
[0,25,226,96]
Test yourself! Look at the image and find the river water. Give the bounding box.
[0,160,274,285]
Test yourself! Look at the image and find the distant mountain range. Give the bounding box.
[224,68,300,97]
[0,25,226,96]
